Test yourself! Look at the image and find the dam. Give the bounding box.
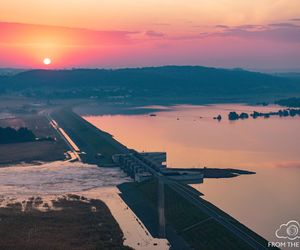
[112,151,204,184]
[50,109,272,250]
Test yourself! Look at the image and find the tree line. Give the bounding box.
[0,127,36,144]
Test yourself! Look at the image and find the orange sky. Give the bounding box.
[1,0,300,70]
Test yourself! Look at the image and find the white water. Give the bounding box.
[0,161,129,197]
[0,161,169,250]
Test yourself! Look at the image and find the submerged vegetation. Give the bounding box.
[228,108,300,120]
[0,195,131,250]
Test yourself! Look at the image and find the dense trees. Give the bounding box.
[228,112,239,120]
[0,67,299,101]
[228,109,300,120]
[0,127,36,144]
[275,97,300,107]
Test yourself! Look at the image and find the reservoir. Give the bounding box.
[83,104,300,243]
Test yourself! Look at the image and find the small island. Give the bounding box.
[228,108,300,120]
[213,115,222,121]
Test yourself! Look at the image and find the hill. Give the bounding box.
[0,66,299,103]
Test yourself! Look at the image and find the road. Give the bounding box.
[51,109,128,166]
[166,180,269,250]
[43,109,81,162]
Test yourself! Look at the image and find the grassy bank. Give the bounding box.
[52,109,128,165]
[122,179,276,250]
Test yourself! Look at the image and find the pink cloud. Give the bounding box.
[0,22,139,46]
[145,30,165,38]
[0,21,299,69]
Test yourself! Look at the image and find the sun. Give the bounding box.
[43,58,52,65]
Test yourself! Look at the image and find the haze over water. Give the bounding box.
[84,104,300,243]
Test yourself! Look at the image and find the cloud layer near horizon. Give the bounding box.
[2,21,300,45]
[0,20,300,69]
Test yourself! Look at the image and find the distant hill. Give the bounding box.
[275,97,300,107]
[0,66,299,102]
[0,68,28,76]
[273,72,300,81]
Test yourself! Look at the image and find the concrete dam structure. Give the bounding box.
[112,150,204,184]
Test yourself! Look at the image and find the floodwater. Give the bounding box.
[0,161,169,249]
[84,104,300,243]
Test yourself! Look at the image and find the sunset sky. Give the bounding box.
[1,0,300,70]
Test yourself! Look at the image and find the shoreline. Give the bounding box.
[0,161,169,250]
[0,193,131,250]
[0,104,282,249]
[80,186,170,250]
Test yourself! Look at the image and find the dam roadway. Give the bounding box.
[50,108,275,250]
[126,151,269,250]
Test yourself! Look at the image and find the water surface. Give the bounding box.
[0,161,169,249]
[84,104,300,243]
